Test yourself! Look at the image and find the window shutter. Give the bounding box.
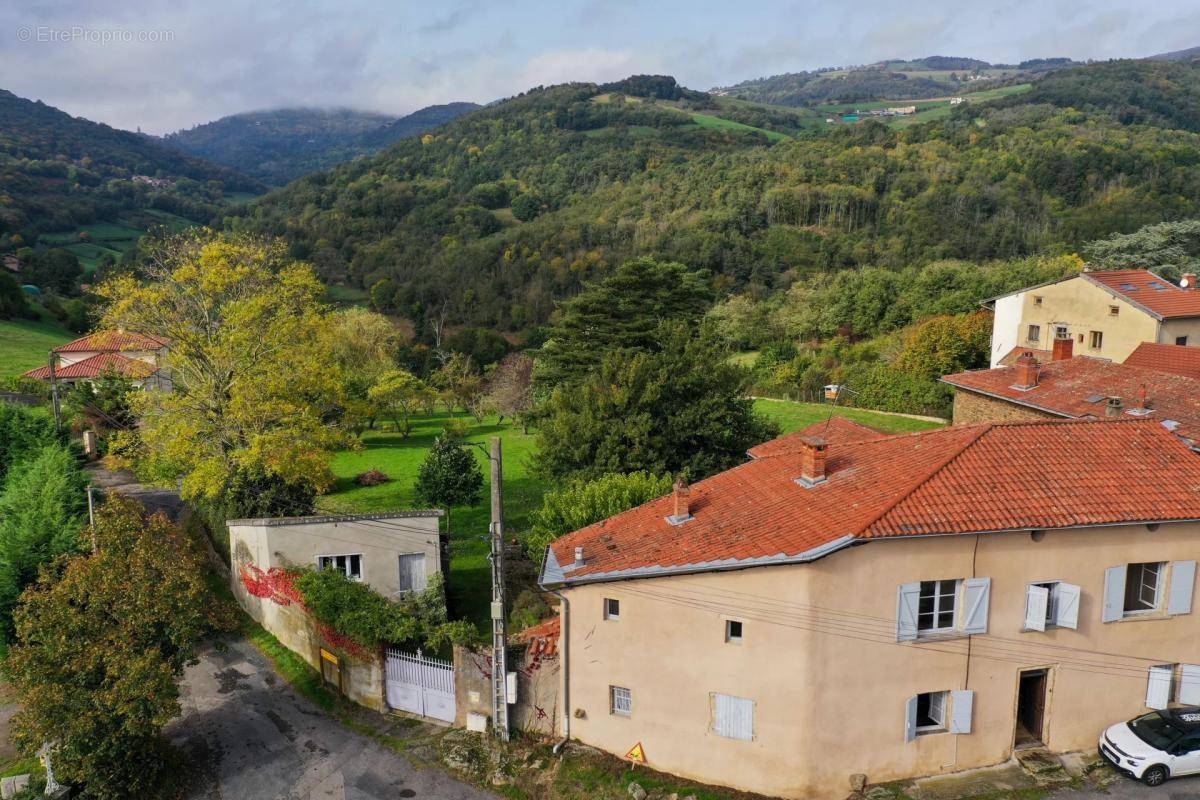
[1054,583,1081,630]
[904,695,918,743]
[896,583,921,641]
[712,693,754,741]
[1102,566,1126,623]
[1180,665,1200,705]
[1169,561,1196,616]
[962,577,991,634]
[949,690,974,734]
[1147,665,1174,710]
[1024,585,1049,632]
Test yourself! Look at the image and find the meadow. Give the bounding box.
[0,310,74,378]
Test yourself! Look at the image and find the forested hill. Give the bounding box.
[232,61,1200,334]
[164,103,480,185]
[0,88,260,244]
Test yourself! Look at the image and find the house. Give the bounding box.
[229,511,447,710]
[941,344,1200,448]
[1124,342,1200,379]
[984,269,1200,367]
[21,330,169,388]
[539,419,1200,800]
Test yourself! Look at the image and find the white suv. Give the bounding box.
[1099,708,1200,787]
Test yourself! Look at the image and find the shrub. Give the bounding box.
[355,468,389,486]
[525,471,673,560]
[0,403,60,484]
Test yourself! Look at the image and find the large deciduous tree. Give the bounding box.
[368,369,435,438]
[97,230,347,501]
[485,352,535,431]
[533,323,777,480]
[5,496,230,799]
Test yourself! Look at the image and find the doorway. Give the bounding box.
[1015,669,1048,748]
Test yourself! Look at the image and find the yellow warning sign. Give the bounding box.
[625,742,646,764]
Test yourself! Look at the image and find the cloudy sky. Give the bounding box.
[2,0,1198,134]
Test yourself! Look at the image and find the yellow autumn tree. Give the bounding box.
[97,230,347,500]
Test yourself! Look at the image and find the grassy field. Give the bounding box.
[687,113,790,141]
[0,310,74,378]
[37,211,195,272]
[752,397,945,433]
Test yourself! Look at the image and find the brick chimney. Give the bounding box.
[796,436,828,488]
[1106,397,1123,418]
[666,478,692,525]
[1051,335,1073,361]
[1183,273,1198,290]
[1012,352,1039,390]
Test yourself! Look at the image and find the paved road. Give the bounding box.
[86,463,184,520]
[1051,774,1200,800]
[169,639,495,800]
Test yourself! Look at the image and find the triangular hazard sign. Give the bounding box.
[625,741,646,763]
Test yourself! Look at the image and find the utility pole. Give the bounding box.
[488,436,510,741]
[47,351,61,432]
[86,486,96,550]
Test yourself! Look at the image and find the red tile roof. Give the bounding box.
[23,352,159,381]
[1124,343,1200,380]
[513,615,560,658]
[997,346,1052,366]
[747,415,887,458]
[1084,269,1200,319]
[54,330,167,353]
[543,419,1200,585]
[942,355,1200,445]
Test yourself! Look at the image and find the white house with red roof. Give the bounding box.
[985,268,1200,367]
[23,330,169,388]
[540,419,1200,799]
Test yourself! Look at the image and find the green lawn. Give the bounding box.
[688,113,790,142]
[752,397,945,434]
[0,311,74,378]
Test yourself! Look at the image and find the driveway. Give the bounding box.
[168,639,495,800]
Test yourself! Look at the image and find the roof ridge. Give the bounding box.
[855,423,993,538]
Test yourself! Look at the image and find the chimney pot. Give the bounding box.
[1183,273,1197,290]
[1012,352,1039,389]
[667,478,692,524]
[1051,335,1073,361]
[1106,397,1123,418]
[574,546,584,566]
[797,436,828,487]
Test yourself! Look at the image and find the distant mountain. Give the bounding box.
[164,103,481,185]
[1149,45,1200,62]
[0,88,259,245]
[714,55,1080,107]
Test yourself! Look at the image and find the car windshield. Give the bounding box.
[1129,712,1186,750]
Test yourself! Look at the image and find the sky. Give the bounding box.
[1,0,1198,135]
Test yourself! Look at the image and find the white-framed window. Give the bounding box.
[1125,562,1164,614]
[1090,330,1104,349]
[711,692,754,740]
[1024,581,1081,631]
[604,597,620,620]
[1054,325,1068,339]
[915,691,948,733]
[918,580,959,633]
[610,685,632,716]
[725,619,743,643]
[1027,324,1041,343]
[1178,336,1190,346]
[317,553,362,581]
[905,690,974,741]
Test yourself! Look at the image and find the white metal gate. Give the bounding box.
[385,648,456,722]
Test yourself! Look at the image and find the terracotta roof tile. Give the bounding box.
[1124,343,1200,380]
[544,419,1200,585]
[942,355,1200,444]
[998,346,1052,366]
[54,330,167,353]
[747,415,887,458]
[1084,269,1200,319]
[23,352,158,380]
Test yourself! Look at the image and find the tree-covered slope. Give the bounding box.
[165,103,480,185]
[0,89,260,245]
[233,63,1200,333]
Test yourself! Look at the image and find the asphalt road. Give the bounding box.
[1053,775,1200,800]
[169,639,496,800]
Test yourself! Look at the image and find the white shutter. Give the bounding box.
[1024,585,1049,632]
[962,577,991,634]
[1054,583,1081,630]
[1169,561,1196,616]
[1147,665,1174,710]
[896,583,921,641]
[949,690,974,734]
[1180,665,1200,705]
[712,693,754,741]
[1102,566,1126,623]
[904,695,918,743]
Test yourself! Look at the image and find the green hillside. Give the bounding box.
[0,310,74,379]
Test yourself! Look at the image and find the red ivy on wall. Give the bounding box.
[239,564,374,661]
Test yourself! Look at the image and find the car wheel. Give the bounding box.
[1141,765,1168,787]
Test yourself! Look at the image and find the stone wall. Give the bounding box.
[453,643,560,737]
[951,390,1062,426]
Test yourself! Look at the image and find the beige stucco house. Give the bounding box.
[540,419,1200,799]
[985,268,1200,367]
[22,329,169,388]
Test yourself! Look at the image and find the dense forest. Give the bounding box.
[164,102,480,185]
[0,89,261,245]
[232,61,1200,335]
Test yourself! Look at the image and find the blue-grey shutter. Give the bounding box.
[1024,585,1048,632]
[949,690,974,734]
[1054,583,1081,630]
[712,693,754,741]
[904,695,918,743]
[962,577,991,634]
[1147,665,1173,710]
[896,583,921,641]
[1169,561,1196,616]
[1180,665,1200,705]
[1102,566,1126,623]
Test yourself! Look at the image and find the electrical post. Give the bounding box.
[488,436,510,741]
[48,351,61,432]
[86,486,97,550]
